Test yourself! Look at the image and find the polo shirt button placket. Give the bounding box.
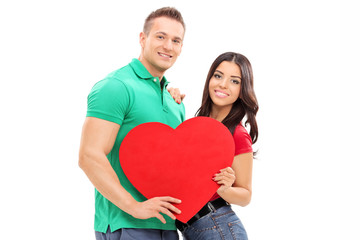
[163,105,168,113]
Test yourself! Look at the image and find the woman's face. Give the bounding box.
[209,61,241,110]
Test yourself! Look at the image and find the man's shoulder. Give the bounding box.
[93,64,138,91]
[106,64,134,82]
[90,60,146,95]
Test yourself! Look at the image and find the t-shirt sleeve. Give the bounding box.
[86,78,130,125]
[233,125,253,155]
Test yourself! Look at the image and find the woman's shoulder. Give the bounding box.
[233,123,253,155]
[234,123,251,139]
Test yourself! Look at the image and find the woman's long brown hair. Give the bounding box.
[196,52,259,144]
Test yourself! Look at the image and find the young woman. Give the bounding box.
[171,52,258,240]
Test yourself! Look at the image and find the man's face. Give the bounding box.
[140,16,184,77]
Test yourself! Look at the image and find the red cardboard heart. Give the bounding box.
[119,117,234,223]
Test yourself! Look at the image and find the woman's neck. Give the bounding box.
[209,105,232,122]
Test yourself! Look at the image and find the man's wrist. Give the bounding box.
[119,197,139,216]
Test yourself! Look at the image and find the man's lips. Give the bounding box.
[158,52,172,58]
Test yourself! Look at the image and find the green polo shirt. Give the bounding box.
[86,58,185,233]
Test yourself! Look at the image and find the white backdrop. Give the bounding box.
[1,0,359,239]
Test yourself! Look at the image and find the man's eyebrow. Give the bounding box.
[155,31,183,41]
[155,31,167,35]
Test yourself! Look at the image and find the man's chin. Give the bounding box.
[158,63,175,72]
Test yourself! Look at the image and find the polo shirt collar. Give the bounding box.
[130,58,169,85]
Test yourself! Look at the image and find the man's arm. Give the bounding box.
[79,117,181,223]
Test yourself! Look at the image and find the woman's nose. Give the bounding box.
[219,79,227,88]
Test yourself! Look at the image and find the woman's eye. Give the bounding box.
[231,79,240,84]
[214,74,221,79]
[157,36,164,39]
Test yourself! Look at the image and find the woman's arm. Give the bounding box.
[167,87,186,104]
[213,152,253,206]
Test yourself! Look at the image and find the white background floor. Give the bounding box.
[1,0,359,239]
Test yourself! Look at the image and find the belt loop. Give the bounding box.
[207,202,216,212]
[183,222,190,232]
[175,220,190,232]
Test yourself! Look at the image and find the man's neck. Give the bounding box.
[138,57,165,81]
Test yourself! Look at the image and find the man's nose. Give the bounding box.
[163,39,173,50]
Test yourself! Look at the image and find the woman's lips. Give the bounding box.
[214,90,229,98]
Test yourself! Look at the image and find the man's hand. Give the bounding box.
[167,87,185,104]
[129,197,182,224]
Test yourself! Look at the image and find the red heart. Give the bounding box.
[119,117,234,223]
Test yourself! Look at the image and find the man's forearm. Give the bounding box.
[79,152,138,215]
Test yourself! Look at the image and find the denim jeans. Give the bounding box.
[95,227,179,240]
[180,205,248,240]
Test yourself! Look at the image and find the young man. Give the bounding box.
[79,7,185,240]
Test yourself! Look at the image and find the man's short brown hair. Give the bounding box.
[143,7,185,35]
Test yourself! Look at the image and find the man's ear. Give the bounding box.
[139,32,146,48]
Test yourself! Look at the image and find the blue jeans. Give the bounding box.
[180,205,248,240]
[95,227,179,240]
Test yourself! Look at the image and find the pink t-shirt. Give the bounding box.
[209,124,253,201]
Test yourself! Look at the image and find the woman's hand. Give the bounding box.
[167,87,186,104]
[213,167,236,194]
